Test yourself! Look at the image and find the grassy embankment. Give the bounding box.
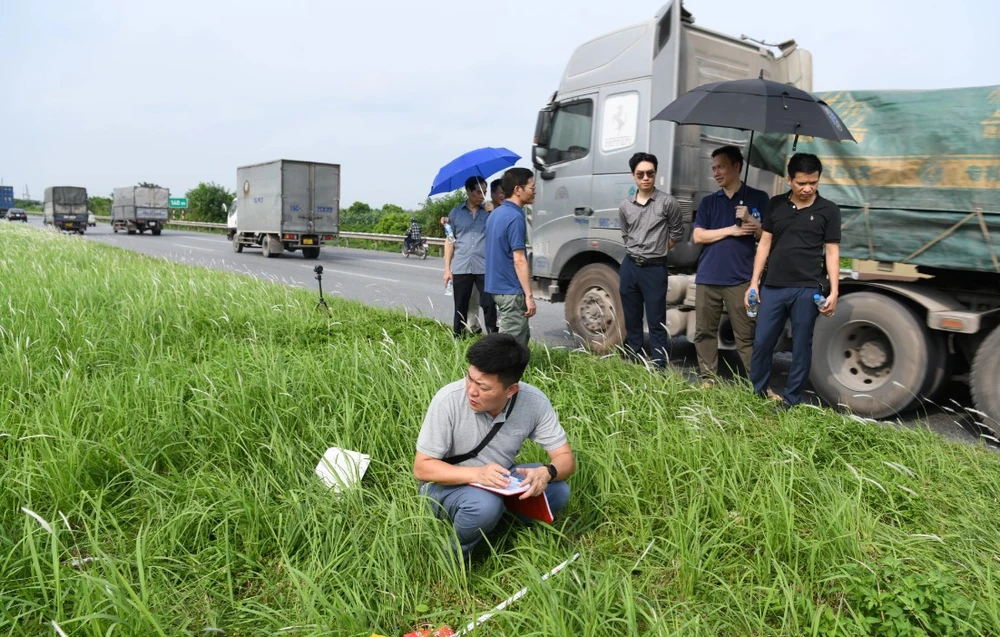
[1,223,999,636]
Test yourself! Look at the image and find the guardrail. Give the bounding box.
[149,219,446,246]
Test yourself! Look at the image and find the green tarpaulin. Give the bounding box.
[751,85,1000,273]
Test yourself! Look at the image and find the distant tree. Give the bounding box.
[13,198,41,211]
[186,182,234,223]
[373,212,411,235]
[89,195,112,216]
[411,190,467,238]
[340,201,378,231]
[138,182,161,188]
[380,203,406,217]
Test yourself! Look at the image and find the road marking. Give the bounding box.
[176,244,214,252]
[302,265,397,283]
[337,253,441,272]
[187,236,226,243]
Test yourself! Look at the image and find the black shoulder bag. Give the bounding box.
[442,393,519,465]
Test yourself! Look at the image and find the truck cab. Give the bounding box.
[530,1,810,353]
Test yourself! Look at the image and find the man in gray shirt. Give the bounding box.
[414,333,576,563]
[618,152,684,368]
[443,176,498,337]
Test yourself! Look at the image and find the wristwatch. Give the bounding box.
[545,464,558,480]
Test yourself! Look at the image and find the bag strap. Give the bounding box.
[442,392,519,465]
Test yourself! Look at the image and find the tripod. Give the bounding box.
[314,265,329,312]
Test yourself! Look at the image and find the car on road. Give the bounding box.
[7,208,27,222]
[88,212,97,227]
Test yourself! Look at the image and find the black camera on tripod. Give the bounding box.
[314,265,324,275]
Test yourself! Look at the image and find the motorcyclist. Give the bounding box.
[404,217,422,252]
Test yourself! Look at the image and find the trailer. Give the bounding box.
[111,186,169,235]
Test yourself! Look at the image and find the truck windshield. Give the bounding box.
[534,100,594,166]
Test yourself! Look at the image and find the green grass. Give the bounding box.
[2,222,1000,636]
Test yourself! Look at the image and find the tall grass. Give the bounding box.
[2,223,999,636]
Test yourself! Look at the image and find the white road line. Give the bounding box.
[302,264,398,282]
[176,244,214,252]
[337,253,441,272]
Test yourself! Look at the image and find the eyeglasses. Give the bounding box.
[634,170,656,179]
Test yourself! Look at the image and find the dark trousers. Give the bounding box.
[619,258,669,367]
[750,285,820,405]
[452,274,497,336]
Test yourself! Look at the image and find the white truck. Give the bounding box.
[528,1,1000,421]
[228,160,340,259]
[111,186,169,235]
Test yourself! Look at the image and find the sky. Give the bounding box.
[2,0,997,209]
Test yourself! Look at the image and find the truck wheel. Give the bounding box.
[971,325,1000,424]
[232,234,243,253]
[810,292,929,419]
[152,227,162,236]
[564,263,624,354]
[127,229,136,235]
[262,234,279,258]
[921,331,951,401]
[302,247,320,259]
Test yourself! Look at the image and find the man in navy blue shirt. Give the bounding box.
[485,167,535,346]
[692,146,769,385]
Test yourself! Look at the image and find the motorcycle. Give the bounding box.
[402,237,428,260]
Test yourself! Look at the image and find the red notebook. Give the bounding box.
[502,492,554,524]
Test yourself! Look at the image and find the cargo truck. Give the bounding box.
[527,1,1000,422]
[43,187,89,233]
[0,185,13,218]
[228,160,340,259]
[111,186,169,235]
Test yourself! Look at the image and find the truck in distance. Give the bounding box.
[112,186,169,235]
[0,185,14,218]
[228,159,340,259]
[43,187,89,234]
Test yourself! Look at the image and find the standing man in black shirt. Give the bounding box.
[745,153,841,409]
[618,152,684,368]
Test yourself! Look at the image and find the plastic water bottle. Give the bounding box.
[444,221,456,243]
[747,289,759,318]
[445,280,454,296]
[814,293,826,310]
[751,207,761,223]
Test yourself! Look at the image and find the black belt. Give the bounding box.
[628,254,668,267]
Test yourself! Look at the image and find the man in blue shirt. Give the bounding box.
[485,167,535,346]
[444,176,497,337]
[692,146,768,385]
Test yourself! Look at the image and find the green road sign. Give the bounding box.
[168,197,188,209]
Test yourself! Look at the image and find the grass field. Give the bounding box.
[2,223,999,636]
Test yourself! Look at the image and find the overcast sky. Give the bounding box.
[2,0,996,208]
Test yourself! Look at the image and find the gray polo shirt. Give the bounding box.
[618,187,684,259]
[416,380,568,469]
[448,202,488,275]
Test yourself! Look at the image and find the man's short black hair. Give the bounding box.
[466,333,530,387]
[465,176,488,191]
[501,167,534,198]
[628,152,658,173]
[788,153,823,178]
[711,145,744,169]
[490,179,503,195]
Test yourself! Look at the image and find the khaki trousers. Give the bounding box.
[694,281,755,377]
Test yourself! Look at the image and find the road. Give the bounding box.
[19,217,995,447]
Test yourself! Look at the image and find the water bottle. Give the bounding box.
[751,207,761,223]
[444,221,456,243]
[445,280,454,296]
[747,289,759,318]
[814,293,826,310]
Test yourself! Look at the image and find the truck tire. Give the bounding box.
[565,263,624,354]
[233,234,243,253]
[810,292,929,419]
[970,325,1000,424]
[302,247,320,259]
[262,234,279,258]
[152,227,162,236]
[127,229,136,235]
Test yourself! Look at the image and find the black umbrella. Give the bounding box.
[652,72,855,201]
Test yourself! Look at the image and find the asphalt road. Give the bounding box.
[17,217,996,447]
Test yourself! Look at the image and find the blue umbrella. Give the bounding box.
[428,146,521,196]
